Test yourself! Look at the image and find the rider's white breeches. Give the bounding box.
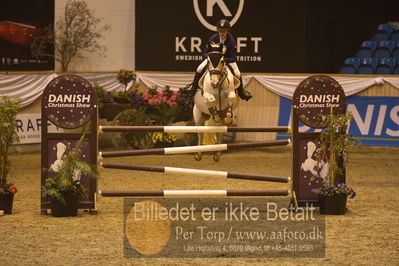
[197,59,208,73]
[197,59,241,78]
[228,62,240,78]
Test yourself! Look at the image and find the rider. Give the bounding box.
[188,19,252,101]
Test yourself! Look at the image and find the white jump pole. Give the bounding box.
[101,162,291,183]
[99,139,291,158]
[99,190,291,197]
[99,125,291,133]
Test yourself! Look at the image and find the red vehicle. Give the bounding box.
[0,21,41,46]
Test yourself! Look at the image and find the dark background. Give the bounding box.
[306,0,399,74]
[135,0,399,73]
[0,0,54,71]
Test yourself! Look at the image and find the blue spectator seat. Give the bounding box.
[358,58,377,74]
[375,40,395,60]
[374,23,393,42]
[376,57,396,74]
[392,42,399,60]
[391,25,399,43]
[340,57,360,74]
[357,40,377,59]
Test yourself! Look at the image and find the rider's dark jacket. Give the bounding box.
[203,33,237,63]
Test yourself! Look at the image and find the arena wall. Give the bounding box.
[8,73,399,152]
[355,82,399,97]
[235,78,281,141]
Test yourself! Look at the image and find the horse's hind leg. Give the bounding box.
[213,151,221,162]
[193,105,204,161]
[213,133,223,162]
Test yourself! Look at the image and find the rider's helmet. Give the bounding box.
[216,19,231,32]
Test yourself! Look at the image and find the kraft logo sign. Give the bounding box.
[175,0,261,63]
[193,0,245,31]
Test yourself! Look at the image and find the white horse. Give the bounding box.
[193,42,240,162]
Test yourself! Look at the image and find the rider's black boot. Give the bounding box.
[237,77,253,101]
[189,71,203,95]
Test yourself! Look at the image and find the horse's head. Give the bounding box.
[207,42,225,88]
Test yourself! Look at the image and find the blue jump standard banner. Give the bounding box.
[277,96,399,147]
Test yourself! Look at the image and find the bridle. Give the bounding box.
[208,51,228,87]
[206,50,232,121]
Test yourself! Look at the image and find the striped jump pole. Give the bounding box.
[99,190,290,197]
[99,139,291,158]
[101,162,291,183]
[99,125,291,133]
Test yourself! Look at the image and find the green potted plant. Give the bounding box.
[42,136,98,217]
[0,96,21,214]
[116,69,136,92]
[113,69,136,104]
[310,108,357,215]
[112,91,131,104]
[94,82,117,120]
[175,87,194,122]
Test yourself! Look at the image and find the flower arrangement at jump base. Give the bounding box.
[98,83,195,148]
[151,132,177,148]
[309,107,358,214]
[312,181,356,199]
[0,96,22,214]
[143,88,180,147]
[96,75,195,122]
[124,86,194,123]
[142,87,180,126]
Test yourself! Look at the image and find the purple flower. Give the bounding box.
[310,178,356,199]
[129,92,148,108]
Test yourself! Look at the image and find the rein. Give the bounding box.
[205,45,233,121]
[207,65,231,121]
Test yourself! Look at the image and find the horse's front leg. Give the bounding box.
[227,74,236,99]
[226,76,236,120]
[227,86,236,101]
[203,89,215,104]
[194,132,203,161]
[203,75,216,104]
